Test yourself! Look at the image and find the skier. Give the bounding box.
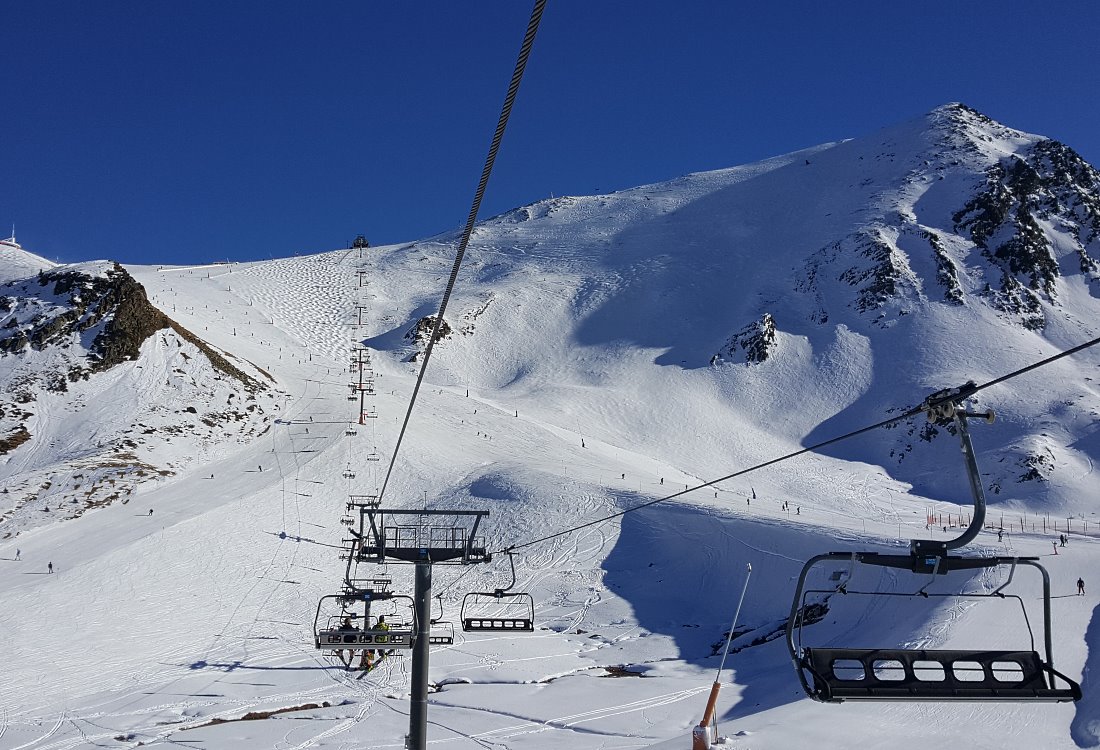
[149,509,154,516]
[362,615,391,671]
[1053,541,1059,555]
[15,548,20,560]
[336,616,357,668]
[1078,578,1086,596]
[998,529,1003,542]
[47,561,53,574]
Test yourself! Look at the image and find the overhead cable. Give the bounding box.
[378,0,548,503]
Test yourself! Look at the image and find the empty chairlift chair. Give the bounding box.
[460,551,535,632]
[785,384,1081,704]
[787,552,1080,702]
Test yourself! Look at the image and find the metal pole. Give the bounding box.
[409,561,433,750]
[696,563,752,748]
[715,564,753,679]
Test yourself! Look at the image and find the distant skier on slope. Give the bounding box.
[1078,578,1085,596]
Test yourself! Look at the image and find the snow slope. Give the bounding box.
[2,104,1100,749]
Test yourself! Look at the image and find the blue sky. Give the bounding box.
[3,1,1098,266]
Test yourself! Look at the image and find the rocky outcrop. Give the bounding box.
[0,263,261,389]
[952,139,1100,327]
[405,315,452,345]
[718,313,777,365]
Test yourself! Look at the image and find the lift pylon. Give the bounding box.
[346,506,499,750]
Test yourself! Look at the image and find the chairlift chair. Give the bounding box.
[366,448,380,462]
[314,591,416,651]
[785,384,1081,703]
[788,553,1080,702]
[343,464,356,479]
[429,620,456,645]
[460,551,535,632]
[428,595,456,645]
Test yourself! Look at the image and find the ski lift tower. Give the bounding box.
[352,506,491,750]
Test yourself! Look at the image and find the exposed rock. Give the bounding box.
[0,425,31,455]
[923,229,964,304]
[720,313,777,364]
[405,315,452,346]
[952,138,1100,326]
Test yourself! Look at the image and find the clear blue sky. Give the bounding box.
[3,1,1098,266]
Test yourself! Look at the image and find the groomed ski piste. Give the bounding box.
[3,105,1100,749]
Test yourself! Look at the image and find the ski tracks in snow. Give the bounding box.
[449,685,710,745]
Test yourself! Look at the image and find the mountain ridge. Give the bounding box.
[2,102,1100,749]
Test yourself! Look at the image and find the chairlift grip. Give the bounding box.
[916,555,942,597]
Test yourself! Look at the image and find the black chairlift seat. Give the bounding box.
[800,647,1081,702]
[313,589,415,651]
[429,620,456,645]
[460,581,534,631]
[462,612,534,632]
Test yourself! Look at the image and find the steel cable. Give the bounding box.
[378,0,547,503]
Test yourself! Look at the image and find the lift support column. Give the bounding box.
[409,561,432,750]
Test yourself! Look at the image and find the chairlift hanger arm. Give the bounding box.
[914,384,995,553]
[487,549,519,597]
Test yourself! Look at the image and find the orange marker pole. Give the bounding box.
[693,563,752,749]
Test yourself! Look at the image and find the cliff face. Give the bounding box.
[0,263,168,372]
[0,262,259,388]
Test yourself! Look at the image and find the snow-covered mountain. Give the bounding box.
[2,103,1100,749]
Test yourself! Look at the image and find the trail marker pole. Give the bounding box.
[694,563,752,749]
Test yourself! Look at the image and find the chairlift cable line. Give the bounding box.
[494,333,1100,556]
[378,0,547,504]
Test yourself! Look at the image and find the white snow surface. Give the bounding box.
[0,241,55,282]
[3,105,1100,749]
